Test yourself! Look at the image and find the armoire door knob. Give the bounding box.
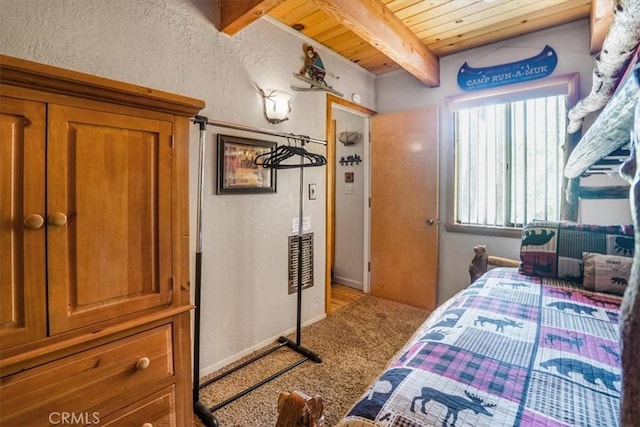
[136,357,151,371]
[24,214,45,230]
[48,212,67,227]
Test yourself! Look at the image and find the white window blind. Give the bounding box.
[453,92,567,228]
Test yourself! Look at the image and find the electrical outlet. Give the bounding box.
[292,217,311,233]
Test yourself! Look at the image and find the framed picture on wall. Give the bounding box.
[217,134,277,194]
[345,172,354,183]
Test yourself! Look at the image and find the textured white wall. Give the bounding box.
[333,108,366,288]
[0,0,375,375]
[376,20,631,303]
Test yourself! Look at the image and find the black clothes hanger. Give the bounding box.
[255,144,296,167]
[280,145,326,168]
[254,138,326,169]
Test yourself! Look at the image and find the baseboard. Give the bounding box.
[199,312,327,378]
[333,276,363,290]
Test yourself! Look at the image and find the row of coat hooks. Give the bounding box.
[339,154,362,166]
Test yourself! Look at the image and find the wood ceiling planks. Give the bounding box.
[437,5,590,54]
[217,0,603,86]
[268,0,590,79]
[424,1,591,55]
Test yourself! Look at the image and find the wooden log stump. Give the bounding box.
[276,391,324,427]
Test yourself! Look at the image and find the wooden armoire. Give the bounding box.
[0,55,204,426]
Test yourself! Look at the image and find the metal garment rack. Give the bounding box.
[192,115,325,427]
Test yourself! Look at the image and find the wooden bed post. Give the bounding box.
[618,93,640,426]
[468,246,521,284]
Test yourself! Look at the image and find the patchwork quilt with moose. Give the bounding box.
[336,268,622,427]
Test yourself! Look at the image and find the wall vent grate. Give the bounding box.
[288,233,314,294]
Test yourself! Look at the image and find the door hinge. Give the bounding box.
[368,262,371,272]
[170,135,174,148]
[368,197,371,208]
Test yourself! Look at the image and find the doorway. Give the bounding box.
[325,94,375,314]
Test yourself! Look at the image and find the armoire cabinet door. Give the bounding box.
[0,96,47,349]
[47,105,173,334]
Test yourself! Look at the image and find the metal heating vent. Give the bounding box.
[288,233,314,294]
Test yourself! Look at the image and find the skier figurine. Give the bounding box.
[291,43,343,96]
[299,44,327,85]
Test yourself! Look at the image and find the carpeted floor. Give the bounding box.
[194,295,429,426]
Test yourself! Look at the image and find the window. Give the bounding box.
[449,74,579,231]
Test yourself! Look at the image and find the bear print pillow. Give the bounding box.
[582,252,632,296]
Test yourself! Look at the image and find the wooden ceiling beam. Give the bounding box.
[309,0,440,87]
[219,0,287,36]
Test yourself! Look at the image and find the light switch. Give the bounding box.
[345,183,354,194]
[309,183,317,200]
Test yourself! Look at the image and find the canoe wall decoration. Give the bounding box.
[457,45,557,91]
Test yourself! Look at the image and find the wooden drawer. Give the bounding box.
[0,324,174,426]
[100,385,176,426]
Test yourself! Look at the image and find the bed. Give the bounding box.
[333,22,640,427]
[334,217,640,427]
[337,266,624,426]
[332,100,640,424]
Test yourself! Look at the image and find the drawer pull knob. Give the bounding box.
[48,212,67,227]
[142,424,153,427]
[136,357,151,371]
[24,214,45,230]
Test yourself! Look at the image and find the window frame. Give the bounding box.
[445,73,580,236]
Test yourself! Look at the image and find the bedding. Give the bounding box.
[518,220,634,282]
[337,268,622,427]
